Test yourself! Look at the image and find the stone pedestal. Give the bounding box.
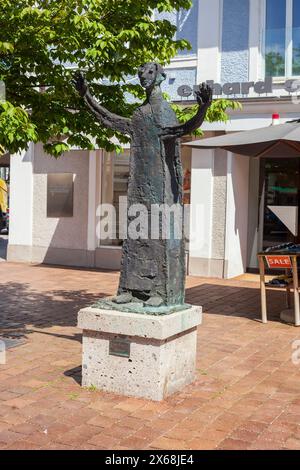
[77,306,202,401]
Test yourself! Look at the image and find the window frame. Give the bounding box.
[262,0,300,79]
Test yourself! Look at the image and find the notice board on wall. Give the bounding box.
[47,173,74,218]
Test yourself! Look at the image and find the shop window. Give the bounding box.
[100,148,192,248]
[259,158,300,250]
[101,150,130,247]
[265,0,300,77]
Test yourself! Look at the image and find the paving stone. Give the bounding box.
[0,262,299,450]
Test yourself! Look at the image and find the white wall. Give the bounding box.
[9,144,34,247]
[189,148,214,260]
[188,147,250,279]
[8,143,95,266]
[197,0,222,83]
[249,0,262,81]
[32,144,90,251]
[224,152,250,278]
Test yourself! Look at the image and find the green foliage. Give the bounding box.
[171,98,242,137]
[0,101,37,153]
[0,0,238,156]
[86,384,98,392]
[265,51,285,77]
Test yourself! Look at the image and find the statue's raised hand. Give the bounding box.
[72,70,132,135]
[195,83,213,107]
[73,71,88,97]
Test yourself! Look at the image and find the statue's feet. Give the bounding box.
[112,293,133,304]
[144,296,164,308]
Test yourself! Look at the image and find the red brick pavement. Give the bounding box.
[0,262,299,450]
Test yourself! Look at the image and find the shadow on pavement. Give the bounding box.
[64,365,82,386]
[0,281,107,341]
[0,276,288,346]
[186,283,285,322]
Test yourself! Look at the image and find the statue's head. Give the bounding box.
[138,63,166,90]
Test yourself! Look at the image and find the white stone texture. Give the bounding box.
[78,306,202,401]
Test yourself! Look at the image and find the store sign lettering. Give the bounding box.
[266,255,292,269]
[177,77,300,98]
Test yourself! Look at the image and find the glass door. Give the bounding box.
[260,158,300,250]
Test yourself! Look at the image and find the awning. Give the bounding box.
[184,120,300,158]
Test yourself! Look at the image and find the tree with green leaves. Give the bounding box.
[0,0,240,157]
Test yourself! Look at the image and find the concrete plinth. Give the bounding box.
[77,306,202,401]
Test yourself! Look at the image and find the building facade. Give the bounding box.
[7,0,300,278]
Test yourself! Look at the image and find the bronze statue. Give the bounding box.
[75,63,212,312]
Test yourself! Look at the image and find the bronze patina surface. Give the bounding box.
[75,63,212,312]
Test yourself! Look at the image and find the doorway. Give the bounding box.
[259,158,300,250]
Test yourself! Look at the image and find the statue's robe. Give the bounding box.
[118,95,185,306]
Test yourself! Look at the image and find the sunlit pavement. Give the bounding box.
[0,262,300,450]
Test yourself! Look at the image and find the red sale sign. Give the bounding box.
[266,255,292,269]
